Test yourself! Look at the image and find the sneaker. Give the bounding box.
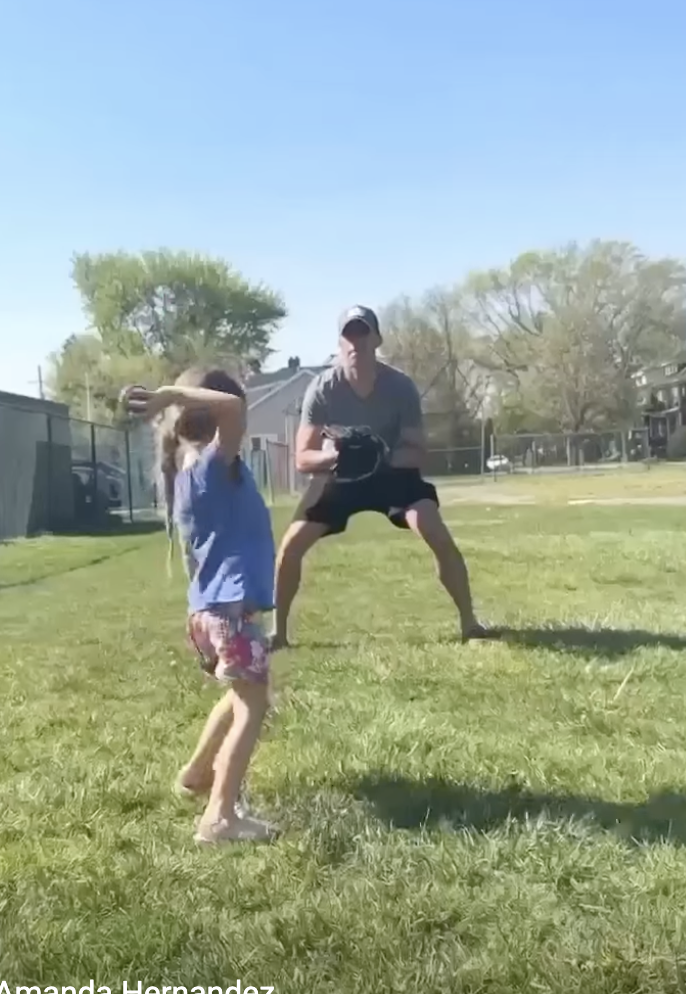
[194,813,276,844]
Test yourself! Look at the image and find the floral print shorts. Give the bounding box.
[187,604,270,685]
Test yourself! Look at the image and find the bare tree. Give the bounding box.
[461,240,686,434]
[379,288,492,446]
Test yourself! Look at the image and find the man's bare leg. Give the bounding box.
[404,500,493,641]
[270,519,326,649]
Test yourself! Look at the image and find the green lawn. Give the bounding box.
[2,499,686,993]
[434,461,686,505]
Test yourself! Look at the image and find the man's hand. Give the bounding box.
[295,424,339,475]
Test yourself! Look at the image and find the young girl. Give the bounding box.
[123,367,277,844]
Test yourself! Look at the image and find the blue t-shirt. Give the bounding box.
[173,443,275,615]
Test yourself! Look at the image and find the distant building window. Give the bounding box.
[666,364,677,377]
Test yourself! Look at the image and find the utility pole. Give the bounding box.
[28,365,46,399]
[85,371,92,421]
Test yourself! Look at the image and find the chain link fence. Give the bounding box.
[426,427,651,478]
[1,396,306,540]
[493,428,649,473]
[424,446,483,477]
[252,427,653,488]
[240,440,305,504]
[248,425,654,493]
[2,392,660,542]
[0,398,160,541]
[68,418,159,524]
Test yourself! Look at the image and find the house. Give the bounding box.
[243,355,332,493]
[634,354,686,455]
[245,355,331,452]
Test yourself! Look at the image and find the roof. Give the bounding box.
[246,362,329,390]
[245,382,277,402]
[0,390,69,416]
[635,361,686,390]
[246,368,299,388]
[245,360,333,409]
[247,367,319,411]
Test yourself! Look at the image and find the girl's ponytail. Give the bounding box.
[153,364,247,577]
[158,423,181,578]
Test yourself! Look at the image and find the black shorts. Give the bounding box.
[304,467,439,536]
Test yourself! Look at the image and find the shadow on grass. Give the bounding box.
[0,523,163,591]
[354,773,686,846]
[294,639,356,651]
[292,625,686,659]
[410,624,686,660]
[497,625,686,660]
[0,547,144,590]
[54,519,165,538]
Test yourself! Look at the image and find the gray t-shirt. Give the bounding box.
[300,361,423,453]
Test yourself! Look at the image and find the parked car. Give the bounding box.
[71,459,124,510]
[486,454,513,473]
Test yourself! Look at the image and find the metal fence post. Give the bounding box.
[125,428,134,524]
[90,421,97,510]
[46,413,53,532]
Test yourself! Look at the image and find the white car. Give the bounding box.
[486,454,512,473]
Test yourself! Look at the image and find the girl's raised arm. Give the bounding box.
[122,384,246,462]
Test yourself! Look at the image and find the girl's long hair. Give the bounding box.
[155,366,246,576]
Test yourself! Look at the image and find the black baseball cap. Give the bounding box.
[338,305,381,339]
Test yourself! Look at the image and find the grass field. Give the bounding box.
[3,469,686,993]
[434,461,686,505]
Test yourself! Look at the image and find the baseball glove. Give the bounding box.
[322,425,389,483]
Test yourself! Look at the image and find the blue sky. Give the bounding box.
[2,0,685,395]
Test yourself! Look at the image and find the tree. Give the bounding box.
[462,241,686,435]
[48,249,287,421]
[379,287,492,447]
[71,249,286,371]
[46,334,171,423]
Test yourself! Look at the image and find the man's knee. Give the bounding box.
[404,499,455,550]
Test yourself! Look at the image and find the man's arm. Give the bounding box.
[295,424,338,474]
[389,376,427,470]
[389,425,427,470]
[294,378,338,475]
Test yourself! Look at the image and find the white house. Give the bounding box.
[242,355,332,495]
[245,355,331,454]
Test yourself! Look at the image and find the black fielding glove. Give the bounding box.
[322,425,389,483]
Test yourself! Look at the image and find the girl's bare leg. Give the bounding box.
[196,678,271,840]
[177,690,233,794]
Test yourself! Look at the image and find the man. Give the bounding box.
[269,305,493,648]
